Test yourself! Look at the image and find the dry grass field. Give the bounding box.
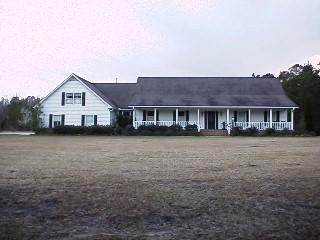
[0,136,320,240]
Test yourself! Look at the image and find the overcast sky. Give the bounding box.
[1,0,320,98]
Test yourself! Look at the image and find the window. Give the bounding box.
[66,93,81,104]
[66,93,74,104]
[74,93,81,104]
[53,115,61,127]
[178,111,185,116]
[147,111,154,121]
[85,115,94,126]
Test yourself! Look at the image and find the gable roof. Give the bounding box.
[39,74,117,108]
[129,77,297,107]
[72,74,117,108]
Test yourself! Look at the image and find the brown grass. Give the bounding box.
[0,136,320,239]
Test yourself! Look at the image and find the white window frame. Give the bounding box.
[85,115,94,126]
[146,111,154,121]
[53,115,62,127]
[74,93,81,104]
[178,111,186,121]
[66,93,74,104]
[66,93,81,104]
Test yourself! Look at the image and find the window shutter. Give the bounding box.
[94,115,97,126]
[156,110,159,121]
[82,92,86,106]
[81,115,85,126]
[234,111,238,122]
[287,110,291,122]
[264,111,268,122]
[61,115,65,125]
[143,110,146,121]
[186,111,189,122]
[61,92,65,106]
[276,111,280,122]
[173,110,176,121]
[49,114,53,128]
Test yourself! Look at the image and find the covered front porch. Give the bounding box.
[132,107,295,133]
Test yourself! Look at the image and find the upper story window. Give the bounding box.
[74,93,81,104]
[66,93,81,104]
[66,93,73,104]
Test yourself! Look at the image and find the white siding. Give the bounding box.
[40,77,113,127]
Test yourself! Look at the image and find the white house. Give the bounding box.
[39,74,298,134]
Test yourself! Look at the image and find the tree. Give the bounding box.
[252,73,275,78]
[281,63,320,134]
[0,96,41,130]
[0,98,9,130]
[7,97,22,129]
[262,73,275,78]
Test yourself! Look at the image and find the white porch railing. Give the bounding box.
[271,122,292,130]
[134,121,197,128]
[233,122,292,130]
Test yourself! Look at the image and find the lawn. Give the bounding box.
[0,136,319,239]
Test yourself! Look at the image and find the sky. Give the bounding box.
[1,0,320,98]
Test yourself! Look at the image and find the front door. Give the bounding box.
[207,111,218,129]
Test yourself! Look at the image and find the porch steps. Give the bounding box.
[200,129,228,136]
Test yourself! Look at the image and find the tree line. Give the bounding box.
[0,63,319,134]
[0,96,41,130]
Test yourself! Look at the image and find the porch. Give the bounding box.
[132,107,295,133]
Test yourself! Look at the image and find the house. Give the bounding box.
[39,74,298,134]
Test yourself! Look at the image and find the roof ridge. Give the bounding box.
[137,76,278,79]
[93,82,137,85]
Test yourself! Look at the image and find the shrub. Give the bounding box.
[86,125,114,135]
[52,125,115,135]
[185,124,198,131]
[243,127,259,136]
[125,125,135,132]
[113,126,123,135]
[117,114,132,128]
[263,128,276,136]
[137,124,151,132]
[137,124,169,133]
[123,125,137,135]
[34,128,53,134]
[230,127,242,136]
[53,125,85,135]
[168,124,183,132]
[276,128,293,136]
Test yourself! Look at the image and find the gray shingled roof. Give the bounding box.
[93,83,136,109]
[129,77,297,107]
[74,74,117,108]
[74,75,297,108]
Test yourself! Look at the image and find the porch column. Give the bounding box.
[154,108,157,125]
[197,108,200,132]
[176,108,178,124]
[291,108,294,130]
[132,108,136,129]
[269,109,273,128]
[248,109,251,127]
[226,108,230,134]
